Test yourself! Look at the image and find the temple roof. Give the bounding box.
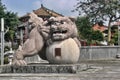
[19,4,63,21]
[33,4,63,17]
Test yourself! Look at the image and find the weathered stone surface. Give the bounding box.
[0,64,88,73]
[46,38,80,64]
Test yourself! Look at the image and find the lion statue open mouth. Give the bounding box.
[43,17,79,41]
[52,27,68,41]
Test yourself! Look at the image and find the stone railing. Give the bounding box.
[79,46,120,61]
[25,46,120,63]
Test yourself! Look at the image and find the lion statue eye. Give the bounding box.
[60,21,66,24]
[60,21,63,24]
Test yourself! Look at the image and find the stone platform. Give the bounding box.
[1,60,120,80]
[0,63,88,73]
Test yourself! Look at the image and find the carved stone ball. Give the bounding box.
[46,38,80,64]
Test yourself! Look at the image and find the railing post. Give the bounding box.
[1,18,4,65]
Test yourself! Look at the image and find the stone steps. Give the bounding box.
[0,73,120,80]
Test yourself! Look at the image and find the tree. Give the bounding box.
[111,25,118,45]
[0,0,6,28]
[76,16,92,40]
[4,11,19,46]
[76,16,104,45]
[0,0,19,48]
[91,30,104,42]
[73,0,120,45]
[5,11,19,29]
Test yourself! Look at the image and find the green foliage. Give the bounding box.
[76,16,104,45]
[74,0,120,23]
[75,16,92,39]
[4,12,20,44]
[5,11,19,29]
[74,0,120,45]
[5,29,15,42]
[0,0,19,47]
[0,0,6,18]
[0,0,19,29]
[111,26,118,45]
[4,57,9,64]
[4,46,10,52]
[91,30,104,41]
[0,57,9,64]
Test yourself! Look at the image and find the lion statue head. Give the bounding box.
[44,16,78,41]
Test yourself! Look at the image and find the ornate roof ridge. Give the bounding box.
[34,4,64,17]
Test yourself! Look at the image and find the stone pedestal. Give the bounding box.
[0,64,88,73]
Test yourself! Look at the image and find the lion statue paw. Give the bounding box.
[12,59,27,66]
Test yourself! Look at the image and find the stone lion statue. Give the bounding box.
[44,17,81,64]
[12,12,81,65]
[12,12,50,66]
[46,16,81,46]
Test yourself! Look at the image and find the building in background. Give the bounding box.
[92,23,108,45]
[92,21,120,46]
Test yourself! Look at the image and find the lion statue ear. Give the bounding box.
[26,13,31,18]
[49,17,56,22]
[69,17,77,22]
[27,12,30,15]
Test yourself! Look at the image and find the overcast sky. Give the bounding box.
[2,0,79,17]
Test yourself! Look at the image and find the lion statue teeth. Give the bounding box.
[12,12,81,66]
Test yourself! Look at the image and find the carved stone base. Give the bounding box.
[0,64,88,73]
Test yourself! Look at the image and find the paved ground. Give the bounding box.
[1,60,120,80]
[78,59,120,80]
